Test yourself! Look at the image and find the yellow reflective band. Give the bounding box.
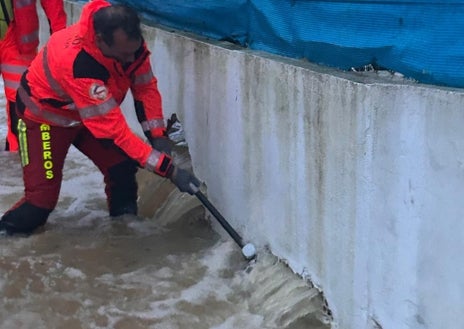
[18,119,29,167]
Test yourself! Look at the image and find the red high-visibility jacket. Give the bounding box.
[20,0,166,169]
[13,0,67,54]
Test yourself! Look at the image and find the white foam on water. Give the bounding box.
[0,81,330,329]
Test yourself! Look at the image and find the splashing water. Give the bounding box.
[0,82,332,329]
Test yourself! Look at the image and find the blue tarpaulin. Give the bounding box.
[106,0,464,89]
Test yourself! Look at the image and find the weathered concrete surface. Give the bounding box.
[47,3,464,329]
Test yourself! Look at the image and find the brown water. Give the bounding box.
[0,89,332,329]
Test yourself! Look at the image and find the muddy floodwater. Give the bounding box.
[0,88,331,329]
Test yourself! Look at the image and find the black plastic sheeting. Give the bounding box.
[103,0,464,88]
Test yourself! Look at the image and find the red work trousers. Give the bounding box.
[13,114,137,214]
[0,26,35,152]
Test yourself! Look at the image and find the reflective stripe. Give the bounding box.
[141,118,165,132]
[3,79,20,90]
[63,103,78,111]
[20,30,38,44]
[39,47,114,123]
[42,47,72,101]
[79,97,118,119]
[14,0,34,9]
[0,63,28,74]
[18,119,29,166]
[144,149,162,172]
[132,71,154,85]
[17,86,81,127]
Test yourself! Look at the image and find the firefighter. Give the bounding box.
[0,0,200,235]
[0,0,67,151]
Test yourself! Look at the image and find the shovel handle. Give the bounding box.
[195,191,245,249]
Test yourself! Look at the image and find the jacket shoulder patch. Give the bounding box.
[73,50,110,82]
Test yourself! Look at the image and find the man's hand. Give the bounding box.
[168,166,201,195]
[150,137,174,155]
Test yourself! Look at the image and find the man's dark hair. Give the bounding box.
[93,5,142,46]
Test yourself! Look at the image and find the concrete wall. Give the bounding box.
[52,2,464,329]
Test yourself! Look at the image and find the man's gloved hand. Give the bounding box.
[168,166,201,195]
[150,136,174,155]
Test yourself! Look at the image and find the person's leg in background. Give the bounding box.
[0,26,35,152]
[73,128,139,217]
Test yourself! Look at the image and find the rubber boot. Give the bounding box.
[0,201,52,235]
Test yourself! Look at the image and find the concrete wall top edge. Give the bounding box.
[142,21,464,95]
